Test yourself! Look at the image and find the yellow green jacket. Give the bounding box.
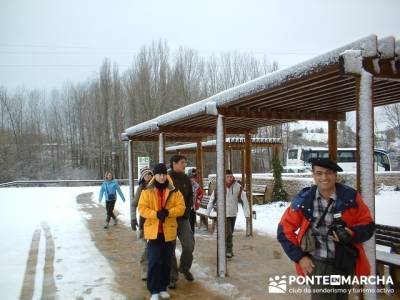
[138,176,185,242]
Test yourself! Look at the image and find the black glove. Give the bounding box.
[157,208,169,222]
[131,219,138,231]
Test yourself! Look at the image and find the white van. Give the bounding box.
[284,147,391,173]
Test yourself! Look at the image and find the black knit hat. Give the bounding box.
[153,163,168,175]
[310,158,343,172]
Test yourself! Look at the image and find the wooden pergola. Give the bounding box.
[122,34,400,287]
[166,137,282,189]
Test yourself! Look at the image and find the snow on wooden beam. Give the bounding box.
[343,48,377,299]
[341,41,400,81]
[378,36,395,59]
[216,114,227,277]
[159,133,165,163]
[218,108,346,121]
[130,136,208,142]
[123,35,378,139]
[158,125,256,135]
[127,140,136,222]
[165,138,282,154]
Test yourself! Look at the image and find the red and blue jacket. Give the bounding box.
[277,183,375,277]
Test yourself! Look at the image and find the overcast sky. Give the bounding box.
[0,0,399,91]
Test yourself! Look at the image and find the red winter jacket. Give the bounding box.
[193,183,204,210]
[277,183,374,277]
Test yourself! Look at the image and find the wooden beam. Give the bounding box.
[328,121,338,161]
[159,125,257,135]
[218,108,346,121]
[241,149,245,186]
[127,140,136,224]
[196,140,204,189]
[228,147,233,171]
[362,58,400,80]
[231,66,341,109]
[355,71,377,296]
[131,136,209,142]
[159,133,165,163]
[245,133,253,237]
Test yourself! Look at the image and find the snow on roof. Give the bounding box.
[124,35,378,137]
[166,137,282,152]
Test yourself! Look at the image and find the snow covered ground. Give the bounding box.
[0,186,131,300]
[0,184,398,299]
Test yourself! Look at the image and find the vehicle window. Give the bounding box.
[375,152,390,171]
[338,151,355,163]
[288,149,298,160]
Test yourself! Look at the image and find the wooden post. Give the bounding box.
[241,149,245,184]
[216,114,227,277]
[245,133,253,237]
[159,133,165,163]
[229,147,233,171]
[127,139,136,222]
[355,71,376,299]
[196,140,204,188]
[328,121,338,161]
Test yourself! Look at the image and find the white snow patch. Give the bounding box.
[0,186,124,300]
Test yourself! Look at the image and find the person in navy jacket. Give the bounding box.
[99,171,126,228]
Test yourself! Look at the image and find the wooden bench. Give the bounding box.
[196,195,216,220]
[376,224,400,287]
[252,184,268,204]
[195,195,216,233]
[207,181,269,204]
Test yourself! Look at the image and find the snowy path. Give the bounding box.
[1,185,398,299]
[0,187,228,299]
[0,186,120,299]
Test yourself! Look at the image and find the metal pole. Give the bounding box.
[216,114,227,277]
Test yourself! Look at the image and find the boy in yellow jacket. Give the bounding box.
[139,163,185,300]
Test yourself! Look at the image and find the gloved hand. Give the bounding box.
[157,208,169,222]
[131,219,138,231]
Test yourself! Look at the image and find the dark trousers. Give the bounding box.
[310,256,354,300]
[105,200,116,222]
[170,218,195,282]
[226,217,236,254]
[147,234,174,294]
[189,210,196,234]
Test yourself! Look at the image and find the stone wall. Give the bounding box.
[207,172,400,204]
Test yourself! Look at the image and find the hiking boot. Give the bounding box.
[160,291,170,299]
[113,218,118,226]
[168,281,177,289]
[182,271,194,282]
[103,222,109,229]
